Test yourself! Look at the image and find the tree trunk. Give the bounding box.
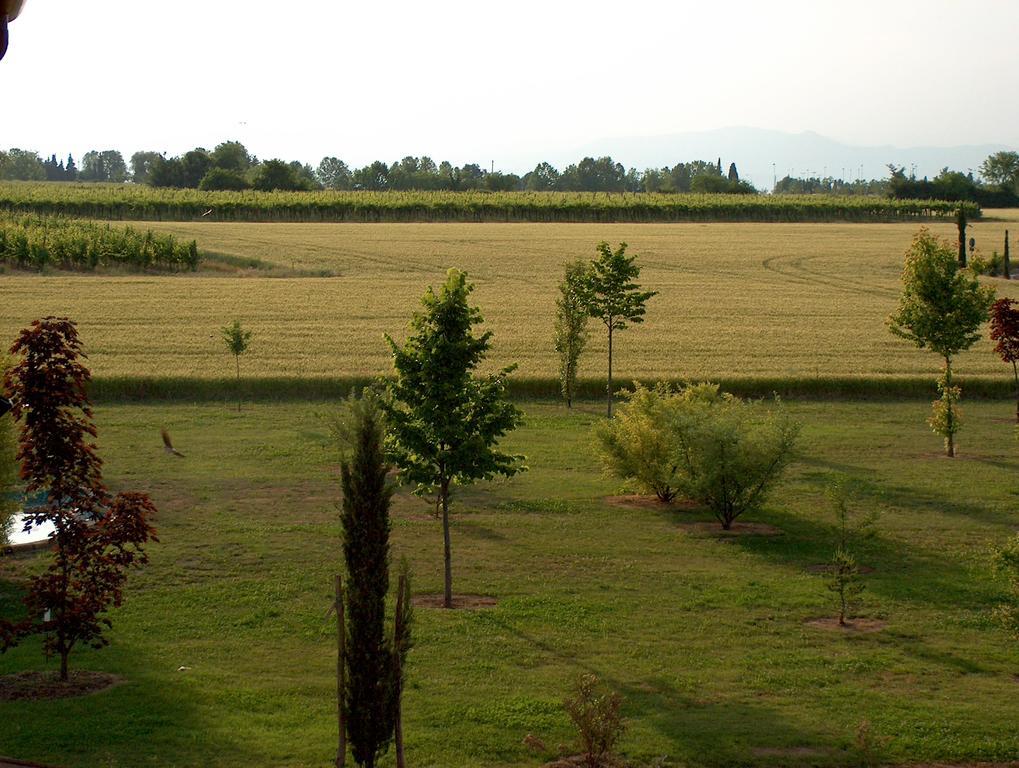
[336,575,346,768]
[1005,230,1011,280]
[945,357,955,458]
[957,210,967,267]
[606,322,614,418]
[441,478,452,609]
[394,573,407,768]
[235,355,241,412]
[59,649,68,682]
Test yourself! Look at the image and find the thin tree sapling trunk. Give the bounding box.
[441,477,452,609]
[606,322,614,418]
[945,356,955,458]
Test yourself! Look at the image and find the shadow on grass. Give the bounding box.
[478,609,855,767]
[0,576,259,767]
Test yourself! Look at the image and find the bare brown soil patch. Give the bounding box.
[678,521,783,537]
[411,594,497,610]
[542,757,627,768]
[805,563,876,574]
[0,670,121,701]
[751,746,828,758]
[604,494,698,512]
[805,617,887,633]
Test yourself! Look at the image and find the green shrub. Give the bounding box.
[594,382,719,502]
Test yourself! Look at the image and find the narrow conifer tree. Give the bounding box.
[336,395,397,768]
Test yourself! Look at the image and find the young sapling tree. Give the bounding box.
[825,481,877,626]
[382,269,524,608]
[554,259,591,409]
[584,242,656,417]
[888,229,995,456]
[221,319,252,411]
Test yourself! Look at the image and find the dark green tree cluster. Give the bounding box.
[42,154,78,182]
[78,150,128,183]
[888,164,1019,207]
[142,141,318,192]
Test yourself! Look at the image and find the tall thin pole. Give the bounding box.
[336,575,346,768]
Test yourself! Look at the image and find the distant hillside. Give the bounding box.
[556,127,1014,189]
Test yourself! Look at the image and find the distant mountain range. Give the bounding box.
[530,127,1015,190]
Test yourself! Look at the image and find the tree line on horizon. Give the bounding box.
[1,142,1017,204]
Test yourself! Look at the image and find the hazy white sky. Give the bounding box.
[2,0,1017,171]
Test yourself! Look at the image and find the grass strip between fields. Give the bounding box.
[88,374,1019,403]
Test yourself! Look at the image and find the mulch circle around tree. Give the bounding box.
[604,495,699,512]
[805,617,887,633]
[678,521,783,537]
[805,563,876,575]
[411,594,497,610]
[0,670,120,702]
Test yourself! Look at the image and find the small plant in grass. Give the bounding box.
[221,319,252,411]
[554,260,591,409]
[562,674,626,768]
[888,229,995,457]
[826,482,877,626]
[992,534,1019,638]
[990,298,1019,423]
[855,720,891,768]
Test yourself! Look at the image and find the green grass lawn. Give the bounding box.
[1,399,1018,767]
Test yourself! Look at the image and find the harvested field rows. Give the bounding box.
[0,218,1017,386]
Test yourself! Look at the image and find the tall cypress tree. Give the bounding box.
[336,394,397,768]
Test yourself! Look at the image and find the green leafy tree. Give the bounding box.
[211,140,254,173]
[979,151,1019,191]
[0,148,45,181]
[332,394,406,768]
[554,260,591,408]
[221,320,252,411]
[584,242,657,417]
[888,229,995,457]
[252,159,305,191]
[317,157,353,190]
[199,168,249,191]
[129,151,162,184]
[382,269,524,608]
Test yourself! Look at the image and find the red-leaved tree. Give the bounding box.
[990,298,1019,424]
[0,318,157,681]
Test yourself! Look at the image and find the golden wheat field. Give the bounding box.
[1,214,1017,382]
